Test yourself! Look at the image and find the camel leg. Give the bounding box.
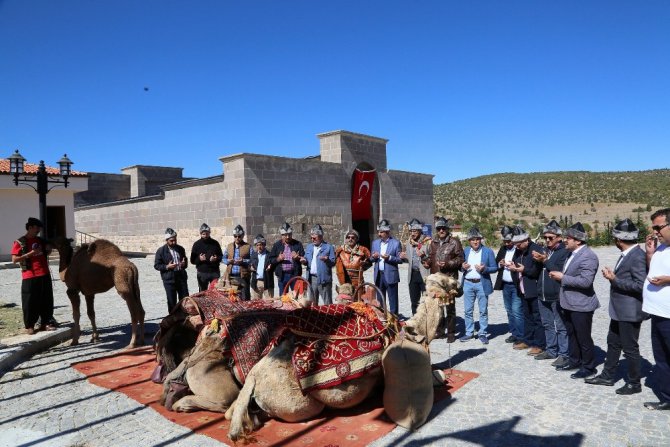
[85,295,99,343]
[173,395,231,413]
[122,294,145,348]
[67,289,81,346]
[228,375,258,442]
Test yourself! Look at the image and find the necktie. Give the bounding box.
[614,254,624,271]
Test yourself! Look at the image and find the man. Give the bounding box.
[371,219,403,316]
[494,225,523,344]
[549,222,600,379]
[223,225,251,300]
[11,217,56,334]
[460,227,498,344]
[335,229,371,291]
[301,224,336,305]
[154,227,189,312]
[401,218,430,315]
[422,216,464,342]
[585,219,646,395]
[269,222,304,295]
[190,223,223,291]
[509,226,546,356]
[250,234,274,299]
[533,220,571,364]
[642,208,670,410]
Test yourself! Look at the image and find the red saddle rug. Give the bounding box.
[286,303,390,394]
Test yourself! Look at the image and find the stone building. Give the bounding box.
[74,130,434,252]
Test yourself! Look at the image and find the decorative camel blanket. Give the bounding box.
[286,303,389,394]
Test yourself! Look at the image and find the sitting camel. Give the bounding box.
[226,273,458,441]
[50,237,145,348]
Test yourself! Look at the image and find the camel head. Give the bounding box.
[48,236,74,279]
[403,273,459,345]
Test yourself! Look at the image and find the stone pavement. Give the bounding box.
[0,246,668,447]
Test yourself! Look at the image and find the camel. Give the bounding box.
[226,272,458,441]
[50,237,145,348]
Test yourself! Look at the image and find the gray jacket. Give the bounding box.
[559,245,600,312]
[405,240,430,282]
[609,245,647,322]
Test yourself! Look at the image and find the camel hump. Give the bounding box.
[87,239,123,257]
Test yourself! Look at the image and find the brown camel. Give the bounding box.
[50,237,145,348]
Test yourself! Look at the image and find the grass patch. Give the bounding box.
[0,301,25,338]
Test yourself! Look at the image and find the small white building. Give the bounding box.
[0,158,88,261]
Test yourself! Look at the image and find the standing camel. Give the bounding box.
[50,237,145,348]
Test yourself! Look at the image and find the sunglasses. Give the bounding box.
[436,227,448,231]
[345,235,357,239]
[544,236,557,241]
[652,223,669,232]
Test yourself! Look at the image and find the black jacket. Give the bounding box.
[494,244,520,290]
[190,238,223,274]
[537,241,570,302]
[513,241,544,299]
[250,249,275,290]
[268,239,304,278]
[154,244,188,283]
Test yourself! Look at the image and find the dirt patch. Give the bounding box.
[0,302,24,338]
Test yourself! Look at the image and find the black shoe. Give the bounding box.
[584,374,615,386]
[644,401,670,410]
[556,362,580,371]
[534,351,557,360]
[616,383,642,395]
[571,369,597,379]
[551,357,568,368]
[505,335,517,343]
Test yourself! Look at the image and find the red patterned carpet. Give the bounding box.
[72,347,478,446]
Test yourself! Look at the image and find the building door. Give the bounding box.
[46,206,66,239]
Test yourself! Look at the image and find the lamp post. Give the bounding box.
[7,149,74,238]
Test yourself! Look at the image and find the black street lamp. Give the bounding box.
[7,149,74,238]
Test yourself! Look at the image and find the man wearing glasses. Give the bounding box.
[223,224,251,300]
[422,216,464,342]
[533,220,570,365]
[154,227,189,312]
[269,222,305,296]
[642,208,670,410]
[335,229,371,291]
[371,219,403,316]
[494,225,523,344]
[300,224,336,305]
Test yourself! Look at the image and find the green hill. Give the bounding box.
[434,169,670,245]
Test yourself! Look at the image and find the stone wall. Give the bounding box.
[74,172,130,207]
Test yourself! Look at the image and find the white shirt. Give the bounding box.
[310,245,321,275]
[169,247,181,270]
[257,251,267,275]
[562,244,585,272]
[465,248,483,280]
[643,243,670,318]
[503,247,515,283]
[379,239,389,271]
[615,245,636,271]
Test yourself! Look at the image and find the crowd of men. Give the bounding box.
[151,209,670,411]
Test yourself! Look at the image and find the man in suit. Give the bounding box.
[222,225,252,300]
[301,224,336,305]
[586,219,647,394]
[549,222,600,379]
[268,222,305,296]
[460,227,498,344]
[422,216,464,342]
[154,227,189,313]
[642,208,670,410]
[371,219,404,316]
[250,234,274,299]
[401,218,430,315]
[494,225,523,344]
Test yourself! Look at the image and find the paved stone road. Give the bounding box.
[0,246,667,446]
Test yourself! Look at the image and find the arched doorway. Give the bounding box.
[350,163,378,249]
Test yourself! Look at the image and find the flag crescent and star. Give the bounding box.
[351,169,376,220]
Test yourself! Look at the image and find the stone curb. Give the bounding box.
[0,327,73,373]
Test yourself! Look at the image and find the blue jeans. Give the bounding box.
[538,300,568,357]
[277,271,294,296]
[502,283,523,339]
[463,280,489,336]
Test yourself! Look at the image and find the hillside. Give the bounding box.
[434,169,670,244]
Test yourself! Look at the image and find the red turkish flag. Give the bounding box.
[351,169,375,220]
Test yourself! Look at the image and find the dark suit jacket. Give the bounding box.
[513,241,544,299]
[494,245,520,290]
[268,239,304,278]
[154,244,188,283]
[609,245,647,322]
[371,237,403,284]
[250,249,274,290]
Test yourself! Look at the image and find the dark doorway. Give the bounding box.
[352,219,371,249]
[46,206,66,239]
[351,163,377,249]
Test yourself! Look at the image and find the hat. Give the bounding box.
[232,225,245,236]
[408,218,423,231]
[164,228,177,240]
[511,225,529,243]
[542,220,562,236]
[500,225,514,241]
[377,219,391,232]
[612,218,639,241]
[253,234,266,245]
[310,224,324,236]
[565,222,587,242]
[467,226,483,240]
[26,217,43,228]
[199,223,211,233]
[345,229,360,240]
[279,222,293,235]
[434,216,451,229]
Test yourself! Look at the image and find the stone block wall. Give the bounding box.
[378,169,434,234]
[74,172,130,207]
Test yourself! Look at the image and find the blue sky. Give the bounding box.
[1,1,668,184]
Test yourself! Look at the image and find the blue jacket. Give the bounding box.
[462,245,498,295]
[371,237,403,284]
[303,242,336,285]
